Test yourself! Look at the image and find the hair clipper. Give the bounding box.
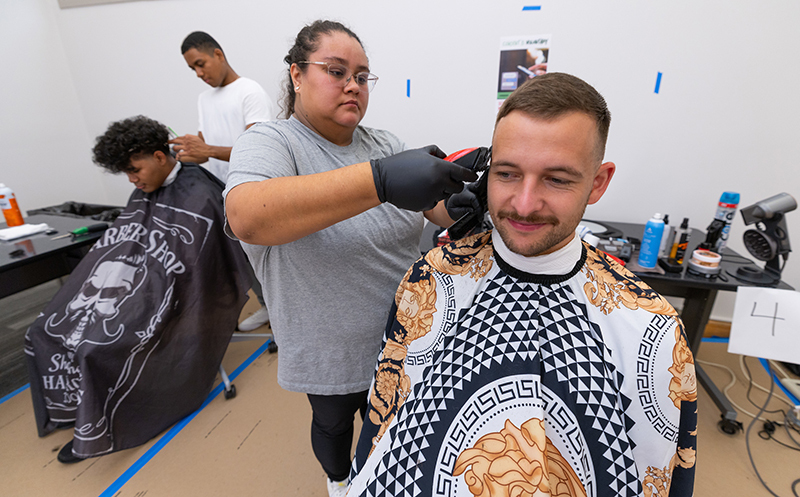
[444,147,491,240]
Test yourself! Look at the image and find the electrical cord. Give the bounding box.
[742,356,796,410]
[697,358,781,423]
[785,413,800,449]
[744,357,786,416]
[700,355,800,494]
[744,361,788,496]
[769,360,800,403]
[743,360,800,497]
[759,420,800,451]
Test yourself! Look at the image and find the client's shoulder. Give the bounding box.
[420,231,494,280]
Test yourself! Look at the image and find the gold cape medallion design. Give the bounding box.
[369,271,438,453]
[582,246,677,316]
[668,322,697,407]
[425,231,494,281]
[643,447,696,497]
[453,418,586,497]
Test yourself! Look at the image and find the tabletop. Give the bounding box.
[1,214,109,298]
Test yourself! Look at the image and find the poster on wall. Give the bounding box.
[497,35,551,108]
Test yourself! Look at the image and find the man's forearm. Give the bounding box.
[208,145,232,162]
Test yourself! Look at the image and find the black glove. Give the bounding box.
[445,180,483,221]
[371,145,479,212]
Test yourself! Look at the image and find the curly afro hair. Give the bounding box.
[92,115,170,173]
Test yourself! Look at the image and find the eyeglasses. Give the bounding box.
[298,61,379,92]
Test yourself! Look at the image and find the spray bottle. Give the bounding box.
[713,192,739,253]
[659,214,672,258]
[669,218,691,264]
[638,213,665,268]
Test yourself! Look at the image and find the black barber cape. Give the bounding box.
[25,164,251,458]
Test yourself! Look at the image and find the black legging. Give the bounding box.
[307,390,369,482]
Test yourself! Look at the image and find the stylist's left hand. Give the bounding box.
[371,146,479,212]
[446,180,484,221]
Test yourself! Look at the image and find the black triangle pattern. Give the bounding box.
[539,285,641,495]
[353,272,641,496]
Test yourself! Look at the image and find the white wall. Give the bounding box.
[0,0,110,211]
[2,0,799,320]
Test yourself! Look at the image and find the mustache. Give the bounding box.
[496,211,559,225]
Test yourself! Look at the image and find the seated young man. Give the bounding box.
[25,115,252,463]
[348,74,697,496]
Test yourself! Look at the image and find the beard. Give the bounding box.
[493,206,586,257]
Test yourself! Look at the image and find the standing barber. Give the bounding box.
[224,20,476,497]
[172,31,273,331]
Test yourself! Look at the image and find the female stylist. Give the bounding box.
[223,20,476,497]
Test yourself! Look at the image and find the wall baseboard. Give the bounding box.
[704,319,731,338]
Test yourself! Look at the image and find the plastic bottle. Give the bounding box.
[0,183,24,227]
[638,213,665,268]
[659,214,672,258]
[669,217,691,264]
[713,192,740,253]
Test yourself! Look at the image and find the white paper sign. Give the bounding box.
[728,286,800,364]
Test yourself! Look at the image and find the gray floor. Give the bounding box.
[0,279,61,398]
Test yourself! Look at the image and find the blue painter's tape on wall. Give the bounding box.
[407,79,411,98]
[655,72,663,94]
[522,5,541,10]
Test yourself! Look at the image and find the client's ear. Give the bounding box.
[153,150,168,165]
[588,161,615,205]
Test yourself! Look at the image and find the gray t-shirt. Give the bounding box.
[224,117,424,395]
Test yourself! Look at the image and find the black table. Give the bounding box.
[0,214,108,299]
[605,221,794,433]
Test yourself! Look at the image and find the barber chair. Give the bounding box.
[219,332,278,399]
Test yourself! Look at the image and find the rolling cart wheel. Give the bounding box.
[268,342,278,354]
[224,384,237,400]
[718,417,741,435]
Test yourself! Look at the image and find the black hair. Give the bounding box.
[92,115,170,173]
[181,31,224,56]
[496,72,611,161]
[280,20,363,119]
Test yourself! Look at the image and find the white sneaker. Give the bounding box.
[238,306,270,331]
[326,477,348,497]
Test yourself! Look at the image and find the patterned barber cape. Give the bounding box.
[349,230,697,497]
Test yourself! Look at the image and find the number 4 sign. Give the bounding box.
[728,286,800,364]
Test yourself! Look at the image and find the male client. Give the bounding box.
[348,73,697,496]
[25,116,251,462]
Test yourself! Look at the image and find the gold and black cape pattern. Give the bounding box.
[349,231,697,497]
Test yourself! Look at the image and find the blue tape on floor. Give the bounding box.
[654,72,663,93]
[759,358,800,405]
[99,338,273,497]
[0,383,29,406]
[701,337,729,343]
[522,5,542,10]
[406,79,411,98]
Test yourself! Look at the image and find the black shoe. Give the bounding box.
[57,440,84,464]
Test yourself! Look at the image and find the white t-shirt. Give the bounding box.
[198,77,273,182]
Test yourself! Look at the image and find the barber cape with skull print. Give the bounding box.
[25,164,251,458]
